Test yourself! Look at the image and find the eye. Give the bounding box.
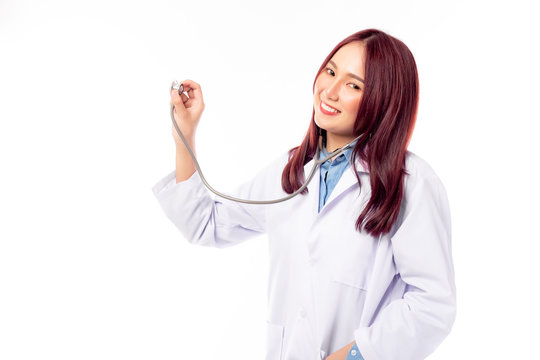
[324,67,362,91]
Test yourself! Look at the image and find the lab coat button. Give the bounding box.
[299,307,307,318]
[309,258,316,266]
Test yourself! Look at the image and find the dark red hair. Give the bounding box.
[281,28,419,237]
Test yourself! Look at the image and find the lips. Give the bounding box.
[319,101,340,115]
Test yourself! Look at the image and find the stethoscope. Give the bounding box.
[170,80,365,204]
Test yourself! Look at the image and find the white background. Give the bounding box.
[1,0,539,359]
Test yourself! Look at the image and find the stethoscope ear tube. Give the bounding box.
[169,81,365,204]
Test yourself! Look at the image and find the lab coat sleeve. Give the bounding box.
[151,156,283,249]
[353,174,456,360]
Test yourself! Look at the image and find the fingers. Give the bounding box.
[178,79,204,104]
[171,92,192,116]
[180,92,189,104]
[171,86,183,104]
[170,79,205,117]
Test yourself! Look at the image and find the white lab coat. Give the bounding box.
[151,150,456,360]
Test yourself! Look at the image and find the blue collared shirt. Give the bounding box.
[318,141,357,213]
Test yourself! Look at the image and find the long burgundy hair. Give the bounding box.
[281,29,419,237]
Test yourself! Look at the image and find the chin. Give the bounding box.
[313,118,326,131]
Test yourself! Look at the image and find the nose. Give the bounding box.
[324,78,340,101]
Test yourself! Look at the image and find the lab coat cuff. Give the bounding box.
[151,169,201,197]
[353,328,379,360]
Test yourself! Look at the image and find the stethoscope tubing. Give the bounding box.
[169,81,363,204]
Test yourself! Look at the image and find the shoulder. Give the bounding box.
[402,151,449,206]
[404,151,441,182]
[390,151,452,236]
[403,151,447,191]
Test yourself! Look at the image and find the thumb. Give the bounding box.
[171,88,187,116]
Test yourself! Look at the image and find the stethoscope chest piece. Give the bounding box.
[171,80,184,95]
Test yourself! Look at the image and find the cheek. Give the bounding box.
[343,95,362,112]
[314,75,332,92]
[313,78,323,94]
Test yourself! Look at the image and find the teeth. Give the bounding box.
[322,102,338,113]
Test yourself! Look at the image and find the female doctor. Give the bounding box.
[152,28,456,360]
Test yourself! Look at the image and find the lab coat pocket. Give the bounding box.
[282,312,319,360]
[331,245,371,290]
[332,264,368,290]
[329,222,376,291]
[265,321,284,360]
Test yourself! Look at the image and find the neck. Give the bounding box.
[325,133,358,153]
[320,134,356,163]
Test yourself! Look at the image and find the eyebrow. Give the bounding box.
[328,60,365,83]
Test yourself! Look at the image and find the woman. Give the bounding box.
[152,28,456,360]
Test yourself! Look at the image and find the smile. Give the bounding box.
[320,101,340,115]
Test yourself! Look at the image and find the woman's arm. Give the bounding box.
[152,164,271,248]
[170,79,203,182]
[175,137,196,183]
[153,79,271,248]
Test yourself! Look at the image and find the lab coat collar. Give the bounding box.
[303,151,369,216]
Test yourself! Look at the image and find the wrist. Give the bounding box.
[175,134,195,148]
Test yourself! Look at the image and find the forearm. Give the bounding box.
[175,136,196,183]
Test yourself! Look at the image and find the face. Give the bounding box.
[313,41,366,149]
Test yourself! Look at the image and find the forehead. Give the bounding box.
[329,41,366,74]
